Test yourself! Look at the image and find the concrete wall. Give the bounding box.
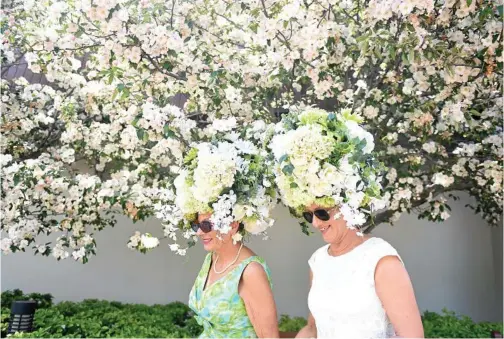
[2,193,502,322]
[491,223,503,321]
[371,197,502,322]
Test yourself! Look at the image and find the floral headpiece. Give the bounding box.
[141,120,277,255]
[270,107,387,233]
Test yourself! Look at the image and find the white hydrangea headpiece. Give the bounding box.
[140,120,277,255]
[270,107,388,234]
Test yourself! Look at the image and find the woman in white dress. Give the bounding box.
[295,204,424,338]
[271,108,424,338]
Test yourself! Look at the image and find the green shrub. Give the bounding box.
[1,290,53,338]
[1,290,53,310]
[278,314,307,332]
[1,290,502,338]
[279,310,503,338]
[1,311,10,338]
[422,309,503,338]
[1,290,202,338]
[28,301,201,338]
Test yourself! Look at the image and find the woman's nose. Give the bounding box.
[196,226,204,236]
[312,217,324,229]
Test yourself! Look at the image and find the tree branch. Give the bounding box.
[275,31,315,68]
[48,44,103,52]
[170,0,176,28]
[260,0,270,18]
[339,8,359,25]
[214,12,245,31]
[142,52,187,81]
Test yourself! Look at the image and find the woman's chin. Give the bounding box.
[321,228,335,243]
[322,235,332,243]
[202,238,214,251]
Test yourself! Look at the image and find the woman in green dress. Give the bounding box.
[188,212,279,338]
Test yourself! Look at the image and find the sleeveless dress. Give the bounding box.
[308,237,402,339]
[188,253,273,338]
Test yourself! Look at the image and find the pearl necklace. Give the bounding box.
[213,242,244,274]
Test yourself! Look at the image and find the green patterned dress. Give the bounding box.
[188,253,273,338]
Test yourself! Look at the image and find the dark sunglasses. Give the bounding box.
[191,220,213,233]
[303,209,331,223]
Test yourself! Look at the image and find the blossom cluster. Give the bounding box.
[0,151,166,262]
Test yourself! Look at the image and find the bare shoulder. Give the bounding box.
[242,261,268,281]
[375,255,409,281]
[377,255,403,269]
[239,260,270,297]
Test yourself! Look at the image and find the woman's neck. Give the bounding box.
[329,230,366,256]
[214,241,242,263]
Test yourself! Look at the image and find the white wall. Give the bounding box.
[371,196,502,322]
[491,223,503,321]
[2,193,502,322]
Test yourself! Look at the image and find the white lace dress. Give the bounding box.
[307,237,402,339]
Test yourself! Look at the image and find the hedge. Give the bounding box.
[1,290,502,338]
[1,290,200,338]
[278,312,503,338]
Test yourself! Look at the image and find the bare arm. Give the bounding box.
[239,262,280,338]
[295,269,317,338]
[375,256,424,338]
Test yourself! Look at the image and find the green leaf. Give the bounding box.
[111,89,119,101]
[497,5,503,17]
[389,46,396,59]
[163,125,176,138]
[361,40,369,54]
[402,52,409,65]
[466,0,472,6]
[356,139,368,152]
[373,46,382,59]
[249,22,259,33]
[121,87,130,99]
[136,129,145,140]
[408,49,415,63]
[290,182,298,188]
[117,83,125,91]
[327,112,336,121]
[282,163,294,175]
[131,117,140,127]
[278,154,289,164]
[300,222,312,236]
[162,61,173,71]
[470,109,481,117]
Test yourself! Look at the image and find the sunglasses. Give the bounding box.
[303,209,331,223]
[191,220,213,233]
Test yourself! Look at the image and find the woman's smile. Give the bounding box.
[319,225,330,234]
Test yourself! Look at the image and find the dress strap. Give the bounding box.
[235,255,273,289]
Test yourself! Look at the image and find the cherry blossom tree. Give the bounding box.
[1,0,502,262]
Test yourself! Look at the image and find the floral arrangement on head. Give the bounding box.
[270,106,388,234]
[133,119,278,255]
